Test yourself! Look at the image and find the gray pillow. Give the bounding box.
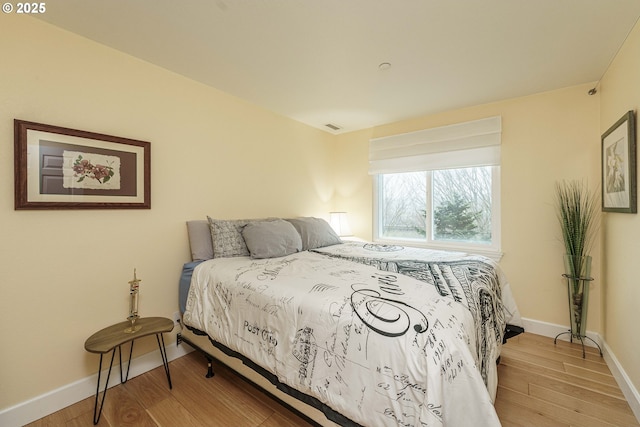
[242,219,303,259]
[208,217,275,258]
[187,220,214,261]
[286,217,342,250]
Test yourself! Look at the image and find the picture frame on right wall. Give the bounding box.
[602,110,637,213]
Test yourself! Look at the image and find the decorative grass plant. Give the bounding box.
[555,180,599,268]
[554,180,599,339]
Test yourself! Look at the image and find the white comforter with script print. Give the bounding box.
[184,242,520,427]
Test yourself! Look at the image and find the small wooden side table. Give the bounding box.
[84,317,174,425]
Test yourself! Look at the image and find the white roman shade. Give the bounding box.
[369,116,502,174]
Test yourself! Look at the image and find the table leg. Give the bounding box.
[92,350,116,425]
[119,341,135,383]
[156,333,173,389]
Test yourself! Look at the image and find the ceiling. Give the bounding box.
[37,0,640,134]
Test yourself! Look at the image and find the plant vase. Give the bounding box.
[563,254,592,339]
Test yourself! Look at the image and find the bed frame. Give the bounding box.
[177,326,349,426]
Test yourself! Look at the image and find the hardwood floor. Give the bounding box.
[496,333,639,427]
[26,333,639,427]
[26,352,314,427]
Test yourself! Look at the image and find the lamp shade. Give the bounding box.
[329,212,352,237]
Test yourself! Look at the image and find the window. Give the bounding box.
[370,117,502,257]
[374,166,500,254]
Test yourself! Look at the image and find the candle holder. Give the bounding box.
[124,269,142,333]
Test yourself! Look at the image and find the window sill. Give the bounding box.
[373,238,503,262]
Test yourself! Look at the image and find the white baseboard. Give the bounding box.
[520,317,603,348]
[602,340,640,421]
[0,338,193,427]
[520,317,640,421]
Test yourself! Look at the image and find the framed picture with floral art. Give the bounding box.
[601,110,636,213]
[14,120,151,209]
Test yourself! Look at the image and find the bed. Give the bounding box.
[178,217,523,427]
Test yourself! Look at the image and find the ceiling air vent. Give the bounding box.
[325,123,341,131]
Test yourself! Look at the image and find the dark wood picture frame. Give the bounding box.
[14,120,151,209]
[601,110,636,213]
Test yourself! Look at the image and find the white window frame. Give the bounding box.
[373,167,501,260]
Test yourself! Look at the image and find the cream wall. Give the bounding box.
[334,84,602,338]
[599,19,640,399]
[0,16,336,410]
